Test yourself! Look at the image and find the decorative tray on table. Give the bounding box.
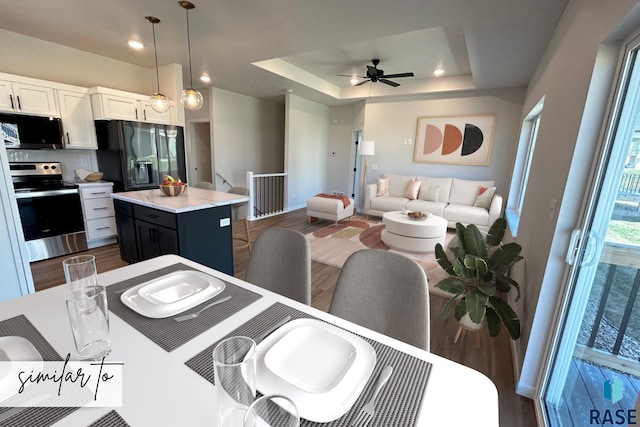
[407,211,432,220]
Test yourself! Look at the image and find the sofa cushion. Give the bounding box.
[406,200,447,217]
[384,173,415,198]
[449,178,495,206]
[415,176,453,202]
[371,196,408,212]
[444,203,490,227]
[418,185,440,202]
[405,179,422,200]
[474,186,496,209]
[377,177,390,196]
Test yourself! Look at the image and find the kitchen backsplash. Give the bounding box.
[7,149,98,181]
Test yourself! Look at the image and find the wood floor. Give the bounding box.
[30,208,537,426]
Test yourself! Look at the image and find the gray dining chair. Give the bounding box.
[244,228,311,305]
[329,249,430,351]
[228,187,251,251]
[193,181,213,190]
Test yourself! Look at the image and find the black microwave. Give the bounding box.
[0,113,63,149]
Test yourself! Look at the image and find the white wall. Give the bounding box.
[185,89,212,185]
[285,94,330,210]
[361,88,526,195]
[511,0,640,397]
[0,29,155,94]
[211,88,284,188]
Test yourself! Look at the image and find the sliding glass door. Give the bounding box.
[540,34,640,426]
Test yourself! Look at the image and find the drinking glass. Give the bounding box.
[63,255,98,293]
[213,336,257,427]
[65,285,111,360]
[244,395,299,427]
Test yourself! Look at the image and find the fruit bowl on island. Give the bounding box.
[160,175,187,196]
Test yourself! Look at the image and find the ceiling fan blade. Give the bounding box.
[336,74,367,78]
[355,79,371,86]
[381,72,414,78]
[379,78,400,87]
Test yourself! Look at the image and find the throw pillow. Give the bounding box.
[405,179,422,200]
[474,186,496,209]
[377,177,390,196]
[418,185,440,202]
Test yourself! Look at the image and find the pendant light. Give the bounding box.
[179,1,203,110]
[145,16,171,113]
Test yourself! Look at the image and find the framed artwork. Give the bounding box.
[413,114,496,165]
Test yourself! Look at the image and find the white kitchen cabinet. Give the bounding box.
[77,182,117,248]
[57,89,98,149]
[90,87,173,125]
[0,78,59,116]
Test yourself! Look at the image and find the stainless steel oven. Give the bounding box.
[10,162,87,262]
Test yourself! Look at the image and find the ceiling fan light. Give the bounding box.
[149,93,171,113]
[181,88,203,110]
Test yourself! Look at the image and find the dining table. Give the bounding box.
[0,254,499,426]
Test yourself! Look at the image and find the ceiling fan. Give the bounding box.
[338,59,414,87]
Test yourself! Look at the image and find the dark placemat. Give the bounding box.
[106,263,262,352]
[87,410,130,427]
[0,315,77,427]
[185,303,432,427]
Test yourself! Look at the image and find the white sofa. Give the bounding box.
[364,174,503,232]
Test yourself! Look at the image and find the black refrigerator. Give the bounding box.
[95,120,186,192]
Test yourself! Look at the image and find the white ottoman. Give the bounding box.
[307,196,354,226]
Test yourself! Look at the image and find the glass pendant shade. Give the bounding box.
[180,88,203,110]
[150,93,171,113]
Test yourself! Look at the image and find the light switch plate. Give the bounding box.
[220,218,231,227]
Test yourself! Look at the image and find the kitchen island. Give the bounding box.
[111,187,249,275]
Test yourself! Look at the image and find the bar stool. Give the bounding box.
[228,187,251,252]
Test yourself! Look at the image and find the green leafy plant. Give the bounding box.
[434,218,523,340]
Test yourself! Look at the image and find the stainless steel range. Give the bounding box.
[10,162,87,262]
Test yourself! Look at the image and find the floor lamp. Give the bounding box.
[358,140,375,213]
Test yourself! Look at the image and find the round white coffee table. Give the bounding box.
[381,211,448,253]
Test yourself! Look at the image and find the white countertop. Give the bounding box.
[110,187,249,213]
[0,255,499,426]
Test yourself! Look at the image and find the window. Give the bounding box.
[506,97,544,235]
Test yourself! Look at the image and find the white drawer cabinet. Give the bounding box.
[58,89,98,149]
[0,78,59,116]
[90,87,174,125]
[78,182,117,248]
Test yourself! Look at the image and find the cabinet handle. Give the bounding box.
[96,226,112,231]
[9,95,14,110]
[66,132,70,145]
[93,207,109,211]
[144,109,147,121]
[90,192,107,195]
[16,95,21,110]
[146,214,160,219]
[135,108,138,120]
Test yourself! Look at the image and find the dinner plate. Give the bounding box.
[255,318,376,423]
[0,336,43,403]
[120,270,225,318]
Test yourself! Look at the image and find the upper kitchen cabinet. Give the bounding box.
[90,87,174,125]
[57,88,98,149]
[0,77,59,116]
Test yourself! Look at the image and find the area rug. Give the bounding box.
[306,217,455,297]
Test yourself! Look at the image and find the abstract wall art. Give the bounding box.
[413,114,496,165]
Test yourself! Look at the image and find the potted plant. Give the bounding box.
[434,218,523,340]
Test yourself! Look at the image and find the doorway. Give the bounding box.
[540,33,640,426]
[191,121,212,184]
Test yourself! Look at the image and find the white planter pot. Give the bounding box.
[459,313,485,331]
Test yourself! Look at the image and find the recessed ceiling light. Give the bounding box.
[433,68,445,76]
[128,40,144,49]
[350,77,359,85]
[200,74,211,83]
